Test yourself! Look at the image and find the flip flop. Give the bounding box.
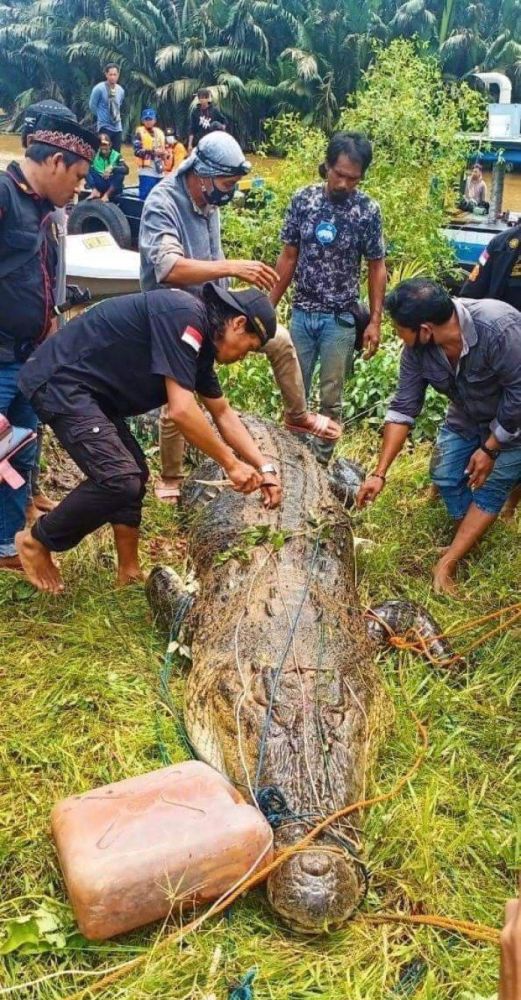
[154,481,182,505]
[285,414,342,441]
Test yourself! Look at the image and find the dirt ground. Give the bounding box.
[0,133,276,186]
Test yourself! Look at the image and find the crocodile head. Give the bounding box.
[266,826,365,933]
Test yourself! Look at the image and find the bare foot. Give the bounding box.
[25,501,42,525]
[116,565,145,587]
[432,555,459,596]
[33,493,57,513]
[0,554,24,573]
[15,530,64,593]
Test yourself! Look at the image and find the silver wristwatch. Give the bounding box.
[258,463,278,476]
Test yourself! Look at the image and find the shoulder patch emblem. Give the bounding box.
[508,237,520,250]
[478,249,489,266]
[468,264,480,282]
[181,325,203,353]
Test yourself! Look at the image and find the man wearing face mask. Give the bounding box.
[139,130,339,504]
[269,131,387,466]
[356,279,521,595]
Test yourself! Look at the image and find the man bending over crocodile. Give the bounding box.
[15,283,282,594]
[356,279,521,595]
[139,130,341,505]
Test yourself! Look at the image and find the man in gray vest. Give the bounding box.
[139,131,341,503]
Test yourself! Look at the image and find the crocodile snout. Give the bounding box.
[267,847,363,933]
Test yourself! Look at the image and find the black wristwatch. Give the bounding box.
[480,443,500,461]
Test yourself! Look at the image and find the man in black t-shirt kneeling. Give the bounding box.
[16,283,282,594]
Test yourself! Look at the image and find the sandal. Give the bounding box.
[285,413,342,441]
[154,479,183,505]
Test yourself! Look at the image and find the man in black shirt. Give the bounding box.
[17,284,282,594]
[188,89,227,152]
[460,224,521,312]
[0,115,98,573]
[460,225,521,519]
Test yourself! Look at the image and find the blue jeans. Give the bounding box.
[0,363,38,556]
[430,424,521,518]
[290,307,356,464]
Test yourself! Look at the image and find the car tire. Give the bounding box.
[68,200,132,250]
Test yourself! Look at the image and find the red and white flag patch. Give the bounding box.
[181,325,203,353]
[478,249,489,267]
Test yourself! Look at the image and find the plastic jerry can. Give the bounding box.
[51,761,273,940]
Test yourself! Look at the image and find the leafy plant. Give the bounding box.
[214,524,289,565]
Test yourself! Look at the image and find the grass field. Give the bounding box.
[0,426,519,1000]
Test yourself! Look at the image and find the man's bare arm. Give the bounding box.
[269,244,298,306]
[163,257,279,293]
[202,395,282,508]
[363,258,387,358]
[356,422,410,507]
[165,379,261,494]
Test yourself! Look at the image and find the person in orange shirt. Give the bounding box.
[164,128,187,173]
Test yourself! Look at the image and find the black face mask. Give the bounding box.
[202,179,236,207]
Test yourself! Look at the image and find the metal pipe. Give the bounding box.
[474,72,512,105]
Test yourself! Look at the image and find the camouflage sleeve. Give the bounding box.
[362,201,385,260]
[280,192,302,246]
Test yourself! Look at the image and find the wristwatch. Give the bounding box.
[480,444,500,460]
[258,463,278,476]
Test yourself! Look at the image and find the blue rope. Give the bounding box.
[155,592,195,764]
[228,967,257,1000]
[253,536,321,796]
[255,784,371,911]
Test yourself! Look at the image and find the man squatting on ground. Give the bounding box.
[16,284,283,593]
[139,130,341,504]
[270,131,387,465]
[0,115,98,573]
[356,279,521,594]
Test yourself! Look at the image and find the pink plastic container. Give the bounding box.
[51,761,273,940]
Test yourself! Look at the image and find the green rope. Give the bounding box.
[228,967,257,1000]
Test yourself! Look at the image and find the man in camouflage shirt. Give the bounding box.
[270,131,386,463]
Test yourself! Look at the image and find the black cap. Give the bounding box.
[30,114,99,162]
[204,283,277,345]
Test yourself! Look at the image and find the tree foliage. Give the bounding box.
[220,41,476,438]
[0,0,518,139]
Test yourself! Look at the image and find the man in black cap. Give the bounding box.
[16,283,282,593]
[0,114,98,574]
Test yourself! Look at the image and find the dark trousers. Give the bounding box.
[87,167,125,199]
[30,392,148,553]
[98,128,122,152]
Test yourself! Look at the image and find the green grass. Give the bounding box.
[0,429,519,999]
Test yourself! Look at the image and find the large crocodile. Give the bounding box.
[146,417,451,933]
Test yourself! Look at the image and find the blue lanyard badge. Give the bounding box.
[315,220,337,246]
